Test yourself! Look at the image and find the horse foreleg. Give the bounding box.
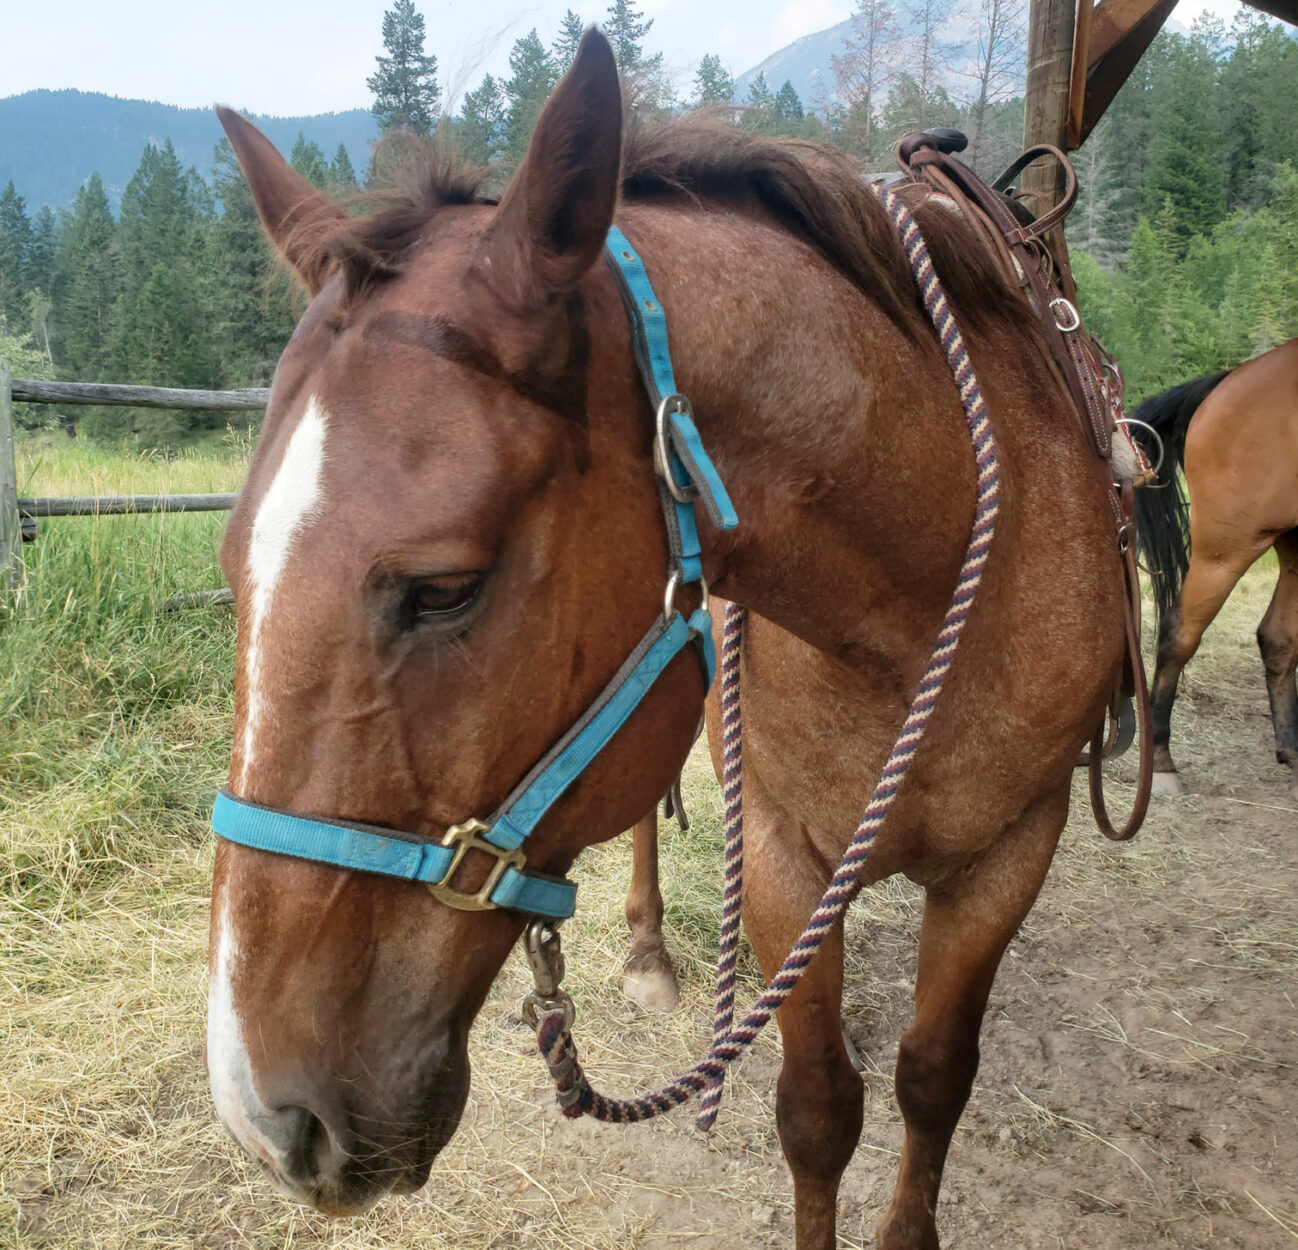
[745,814,862,1250]
[622,812,680,1013]
[876,791,1065,1250]
[1258,533,1298,796]
[1151,552,1251,794]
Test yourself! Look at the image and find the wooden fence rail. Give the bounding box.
[1,371,265,589]
[10,380,269,410]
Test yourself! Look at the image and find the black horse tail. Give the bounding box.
[1131,369,1231,630]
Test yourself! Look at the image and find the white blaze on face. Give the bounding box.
[207,893,275,1159]
[237,397,330,791]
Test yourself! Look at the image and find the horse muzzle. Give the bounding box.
[209,1016,470,1215]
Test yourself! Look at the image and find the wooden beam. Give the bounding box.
[0,362,19,589]
[9,380,269,410]
[1066,0,1095,149]
[1024,0,1078,204]
[1088,0,1174,65]
[1076,0,1178,145]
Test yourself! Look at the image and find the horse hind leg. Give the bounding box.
[622,812,680,1013]
[876,789,1066,1250]
[1151,551,1254,794]
[1257,532,1298,796]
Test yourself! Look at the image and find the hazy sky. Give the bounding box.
[3,0,1256,117]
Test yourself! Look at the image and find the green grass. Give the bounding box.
[2,437,245,909]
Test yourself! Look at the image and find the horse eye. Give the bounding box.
[408,574,482,620]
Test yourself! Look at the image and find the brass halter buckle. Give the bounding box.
[425,819,526,912]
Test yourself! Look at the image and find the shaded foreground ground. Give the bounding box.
[2,541,1295,1248]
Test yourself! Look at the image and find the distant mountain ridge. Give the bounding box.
[0,90,378,211]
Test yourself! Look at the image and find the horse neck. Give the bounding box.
[612,203,984,664]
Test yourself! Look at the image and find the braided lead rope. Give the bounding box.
[534,183,1002,1127]
[696,601,746,1130]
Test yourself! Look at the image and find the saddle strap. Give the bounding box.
[900,145,1111,459]
[1089,534,1154,840]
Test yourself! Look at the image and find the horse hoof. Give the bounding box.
[1151,771,1184,796]
[623,953,680,1014]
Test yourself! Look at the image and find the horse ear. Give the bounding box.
[481,29,623,310]
[216,106,346,295]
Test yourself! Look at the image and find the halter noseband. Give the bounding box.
[212,226,738,921]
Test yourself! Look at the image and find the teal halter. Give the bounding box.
[212,226,738,920]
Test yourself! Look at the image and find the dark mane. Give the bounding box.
[305,122,1034,337]
[621,123,1035,338]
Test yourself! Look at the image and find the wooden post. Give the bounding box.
[1023,0,1077,207]
[0,362,20,590]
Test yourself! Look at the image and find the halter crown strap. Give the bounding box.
[212,227,736,920]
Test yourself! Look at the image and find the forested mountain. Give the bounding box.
[0,0,1295,451]
[0,90,376,211]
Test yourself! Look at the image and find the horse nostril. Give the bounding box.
[277,1104,349,1186]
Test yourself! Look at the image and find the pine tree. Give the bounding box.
[774,80,805,121]
[504,31,557,165]
[290,134,330,188]
[552,10,585,74]
[210,137,296,390]
[330,144,359,190]
[1141,24,1225,246]
[1249,241,1284,354]
[603,0,653,71]
[693,54,734,107]
[746,72,775,111]
[459,74,508,165]
[27,206,57,300]
[603,0,670,112]
[112,142,213,395]
[1219,11,1298,212]
[1267,159,1298,338]
[0,182,33,326]
[367,0,441,134]
[58,173,118,384]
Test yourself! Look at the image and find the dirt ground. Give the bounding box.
[3,568,1296,1249]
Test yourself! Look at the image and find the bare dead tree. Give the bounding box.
[832,0,903,164]
[967,0,1027,165]
[909,0,957,129]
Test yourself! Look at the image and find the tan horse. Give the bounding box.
[1132,338,1298,798]
[207,32,1125,1249]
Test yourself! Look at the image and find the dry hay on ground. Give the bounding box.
[2,563,1295,1249]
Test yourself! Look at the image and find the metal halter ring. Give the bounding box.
[1050,297,1081,332]
[664,568,710,620]
[655,394,700,504]
[1115,417,1165,478]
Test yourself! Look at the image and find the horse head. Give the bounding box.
[208,31,707,1213]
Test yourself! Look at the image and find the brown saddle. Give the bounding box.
[895,130,1153,841]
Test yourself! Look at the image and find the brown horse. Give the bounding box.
[1131,338,1298,798]
[207,31,1126,1249]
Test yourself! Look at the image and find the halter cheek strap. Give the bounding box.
[212,228,739,921]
